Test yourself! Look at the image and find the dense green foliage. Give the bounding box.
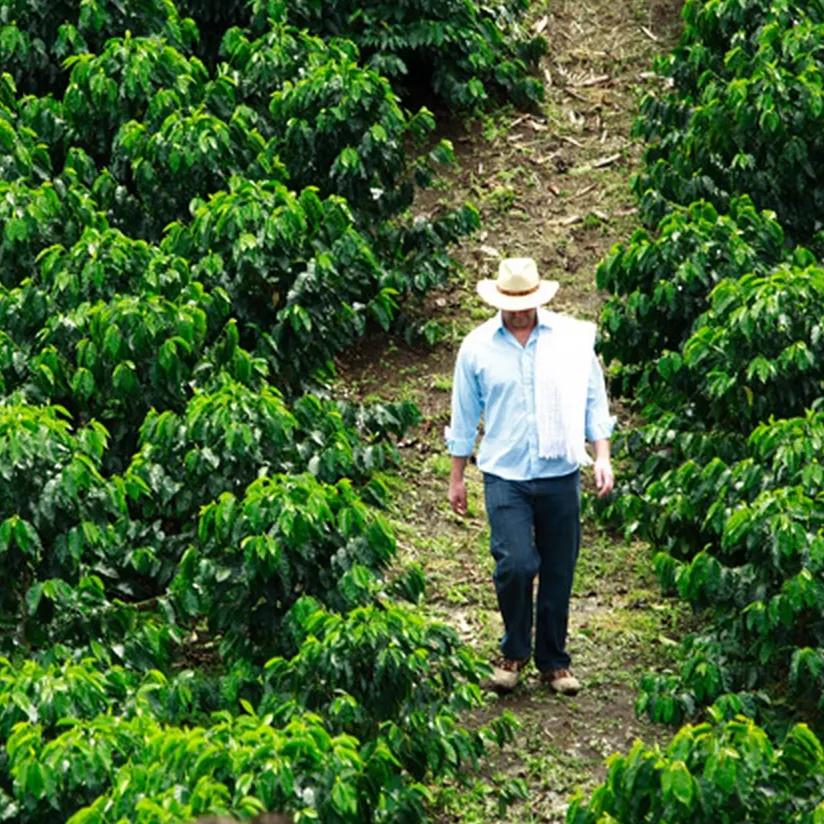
[0,0,544,109]
[595,0,824,725]
[632,0,824,247]
[569,714,824,823]
[597,196,788,397]
[282,0,547,108]
[577,0,824,819]
[626,412,824,724]
[0,597,516,824]
[0,0,545,820]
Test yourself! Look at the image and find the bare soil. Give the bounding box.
[338,0,687,820]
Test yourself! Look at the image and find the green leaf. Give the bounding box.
[103,325,122,359]
[664,760,694,807]
[71,368,97,401]
[25,760,45,799]
[25,583,43,615]
[13,519,40,556]
[113,361,137,395]
[0,518,14,553]
[331,777,358,816]
[4,217,27,243]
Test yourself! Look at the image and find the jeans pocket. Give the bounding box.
[482,472,501,512]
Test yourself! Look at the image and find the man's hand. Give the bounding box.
[449,478,468,515]
[593,457,614,498]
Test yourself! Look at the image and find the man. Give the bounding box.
[446,258,615,695]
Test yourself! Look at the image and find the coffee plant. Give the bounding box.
[0,0,197,97]
[262,597,517,780]
[658,0,824,98]
[579,0,824,817]
[126,377,416,524]
[597,196,788,398]
[266,598,489,733]
[0,0,541,820]
[0,402,122,620]
[614,410,824,723]
[568,715,824,824]
[633,4,824,246]
[172,473,397,660]
[649,262,824,430]
[277,0,547,108]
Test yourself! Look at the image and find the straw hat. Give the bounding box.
[476,258,559,312]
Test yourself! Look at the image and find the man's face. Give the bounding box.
[502,308,537,330]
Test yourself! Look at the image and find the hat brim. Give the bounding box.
[476,279,560,311]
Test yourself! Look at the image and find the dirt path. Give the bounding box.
[339,0,684,820]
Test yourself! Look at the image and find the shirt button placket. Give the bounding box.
[524,345,537,476]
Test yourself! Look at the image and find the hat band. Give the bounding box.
[497,282,540,297]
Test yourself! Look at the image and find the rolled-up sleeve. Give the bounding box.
[446,342,482,456]
[585,353,616,442]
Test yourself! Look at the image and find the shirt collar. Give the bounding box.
[494,308,555,333]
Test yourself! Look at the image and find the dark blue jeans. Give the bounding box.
[483,470,581,671]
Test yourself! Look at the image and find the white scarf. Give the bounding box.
[535,312,596,466]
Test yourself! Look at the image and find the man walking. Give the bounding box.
[446,258,615,695]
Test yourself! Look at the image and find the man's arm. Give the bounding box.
[449,456,470,515]
[592,437,613,498]
[585,354,616,498]
[446,343,482,515]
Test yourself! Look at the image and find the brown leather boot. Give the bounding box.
[540,668,581,696]
[486,657,529,692]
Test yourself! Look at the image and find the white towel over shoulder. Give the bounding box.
[535,312,596,466]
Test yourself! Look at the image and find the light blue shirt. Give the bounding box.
[446,309,615,481]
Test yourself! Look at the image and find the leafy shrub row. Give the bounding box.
[593,0,824,725]
[620,411,824,724]
[0,0,548,817]
[576,2,824,821]
[282,0,547,108]
[633,0,824,247]
[0,385,418,657]
[569,712,824,824]
[1,24,476,397]
[597,196,788,398]
[0,0,545,109]
[0,598,516,824]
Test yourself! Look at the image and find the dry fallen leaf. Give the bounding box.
[571,183,597,199]
[564,86,589,102]
[576,74,610,88]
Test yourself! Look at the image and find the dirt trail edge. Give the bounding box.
[338,0,684,820]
